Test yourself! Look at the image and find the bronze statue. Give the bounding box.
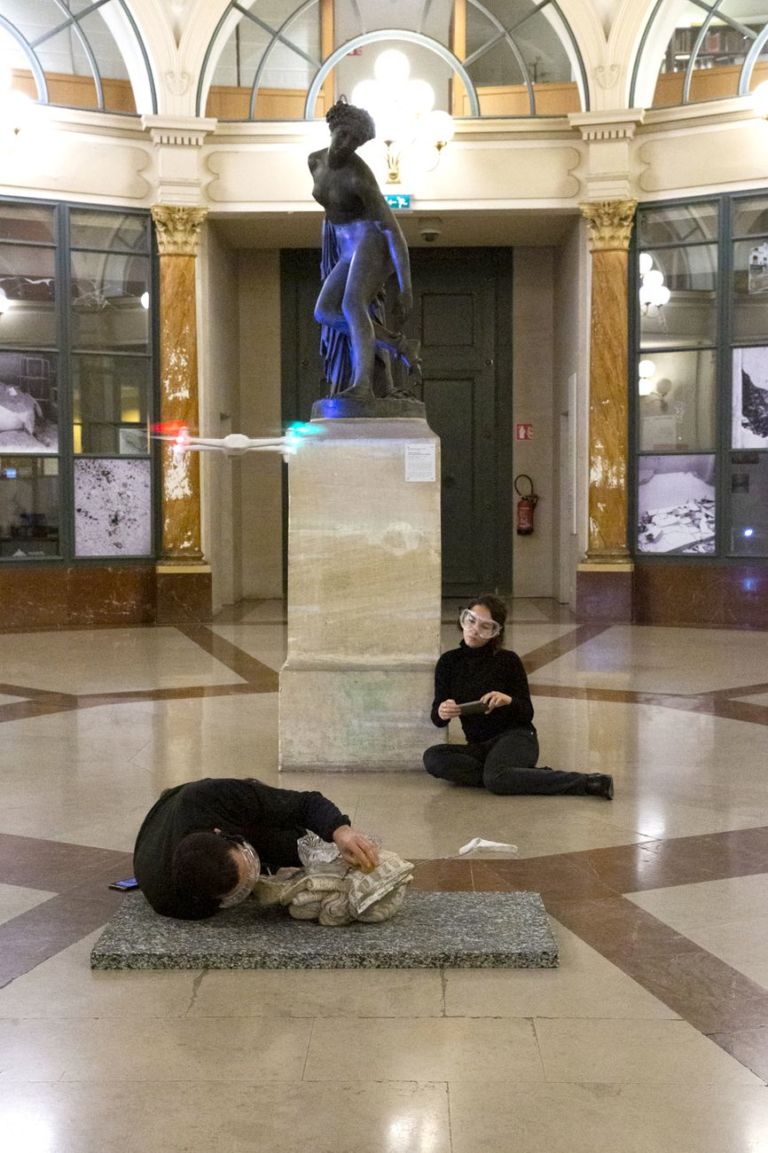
[308,99,421,403]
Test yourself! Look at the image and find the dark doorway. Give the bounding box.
[281,246,512,596]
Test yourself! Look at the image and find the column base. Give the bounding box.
[155,563,212,623]
[576,563,634,622]
[279,661,436,772]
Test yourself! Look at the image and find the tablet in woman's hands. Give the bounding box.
[458,700,488,716]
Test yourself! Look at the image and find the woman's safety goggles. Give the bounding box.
[459,609,501,638]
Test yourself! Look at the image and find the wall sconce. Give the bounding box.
[639,252,671,314]
[352,50,455,186]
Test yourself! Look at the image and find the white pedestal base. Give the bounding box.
[279,418,442,773]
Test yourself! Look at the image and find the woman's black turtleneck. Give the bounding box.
[430,640,534,743]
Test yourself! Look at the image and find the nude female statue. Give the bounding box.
[308,99,420,399]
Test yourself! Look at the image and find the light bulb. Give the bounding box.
[639,252,653,275]
[643,269,664,290]
[374,50,410,86]
[407,79,435,116]
[638,359,655,379]
[140,291,149,310]
[656,285,671,306]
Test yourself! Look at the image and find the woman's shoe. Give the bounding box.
[585,773,614,800]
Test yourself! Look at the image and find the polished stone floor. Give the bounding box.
[1,599,768,1152]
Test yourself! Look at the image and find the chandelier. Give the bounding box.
[351,49,455,186]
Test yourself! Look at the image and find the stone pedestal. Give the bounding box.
[280,418,441,772]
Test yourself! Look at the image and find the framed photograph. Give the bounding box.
[733,346,768,447]
[118,426,148,455]
[748,242,768,295]
[637,454,716,554]
[0,352,58,453]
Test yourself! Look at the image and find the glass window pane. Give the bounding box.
[71,251,149,350]
[0,203,55,244]
[69,211,149,253]
[0,243,56,347]
[729,451,768,556]
[637,349,716,452]
[637,203,718,247]
[74,458,152,556]
[732,239,768,341]
[0,455,60,559]
[732,196,768,238]
[72,354,150,455]
[0,351,58,453]
[637,453,716,555]
[639,244,717,350]
[732,346,768,447]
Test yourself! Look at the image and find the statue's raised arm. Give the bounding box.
[308,99,421,403]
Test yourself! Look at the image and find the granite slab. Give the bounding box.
[91,890,558,970]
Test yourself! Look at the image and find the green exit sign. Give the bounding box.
[385,193,411,210]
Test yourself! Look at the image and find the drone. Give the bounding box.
[152,422,319,462]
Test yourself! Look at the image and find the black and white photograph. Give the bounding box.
[637,454,716,554]
[0,352,58,453]
[733,346,768,447]
[748,241,768,295]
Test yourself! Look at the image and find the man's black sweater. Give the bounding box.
[133,777,350,918]
[430,642,535,743]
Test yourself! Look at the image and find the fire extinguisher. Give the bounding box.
[514,474,539,535]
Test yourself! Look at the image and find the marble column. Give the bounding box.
[280,418,442,771]
[151,204,212,621]
[577,199,636,621]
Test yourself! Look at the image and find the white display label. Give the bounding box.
[405,442,436,482]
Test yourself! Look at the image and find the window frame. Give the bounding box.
[0,195,158,566]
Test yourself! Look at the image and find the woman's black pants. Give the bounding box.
[423,729,591,795]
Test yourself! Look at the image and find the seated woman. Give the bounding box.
[423,594,614,798]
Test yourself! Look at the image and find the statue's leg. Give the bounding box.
[314,259,350,330]
[337,239,391,396]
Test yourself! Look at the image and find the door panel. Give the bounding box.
[281,247,512,596]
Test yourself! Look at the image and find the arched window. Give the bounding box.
[199,0,588,121]
[0,0,156,115]
[632,0,768,109]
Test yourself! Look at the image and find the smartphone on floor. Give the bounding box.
[108,877,139,891]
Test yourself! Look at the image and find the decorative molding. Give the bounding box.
[580,199,637,251]
[569,109,645,142]
[164,71,190,97]
[594,64,620,90]
[142,115,217,148]
[151,205,208,256]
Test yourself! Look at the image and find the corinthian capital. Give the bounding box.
[580,200,637,252]
[151,205,208,256]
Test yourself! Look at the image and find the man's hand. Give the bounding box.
[438,698,461,721]
[333,826,380,871]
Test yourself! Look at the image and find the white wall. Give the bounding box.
[511,248,556,598]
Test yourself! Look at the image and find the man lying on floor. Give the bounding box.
[133,777,379,920]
